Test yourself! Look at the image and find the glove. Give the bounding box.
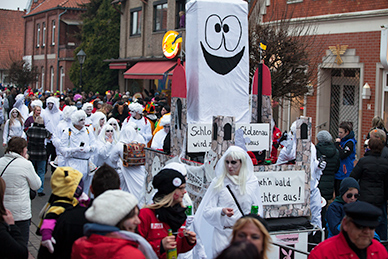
[318,155,327,170]
[41,237,56,253]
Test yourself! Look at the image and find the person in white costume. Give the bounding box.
[93,124,118,167]
[43,96,63,170]
[13,94,29,122]
[3,108,26,146]
[107,117,120,139]
[276,121,326,229]
[91,111,106,138]
[58,110,96,195]
[123,102,152,144]
[82,102,93,127]
[151,114,170,150]
[193,146,263,258]
[28,99,43,117]
[109,122,147,203]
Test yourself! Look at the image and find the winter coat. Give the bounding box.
[0,221,28,259]
[350,151,388,207]
[309,231,388,259]
[72,224,145,259]
[0,152,41,221]
[335,131,356,180]
[325,196,346,238]
[316,142,340,200]
[138,208,195,259]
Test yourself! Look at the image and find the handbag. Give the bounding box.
[1,157,37,200]
[122,142,146,167]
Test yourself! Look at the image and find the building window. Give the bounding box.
[50,66,54,92]
[154,2,167,32]
[37,24,40,47]
[52,20,55,45]
[42,22,46,47]
[130,8,142,36]
[41,66,44,90]
[60,66,65,92]
[175,0,186,29]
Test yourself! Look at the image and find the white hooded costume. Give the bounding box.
[42,96,63,137]
[58,110,96,195]
[13,94,29,122]
[93,124,118,167]
[28,99,43,117]
[3,108,27,144]
[91,111,106,138]
[107,117,121,139]
[151,114,170,150]
[109,122,147,203]
[122,102,152,143]
[82,102,93,126]
[193,146,263,258]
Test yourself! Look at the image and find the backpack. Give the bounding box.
[122,142,146,166]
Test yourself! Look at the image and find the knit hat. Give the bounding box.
[163,162,187,176]
[85,190,138,226]
[317,130,333,143]
[153,169,186,197]
[339,177,360,197]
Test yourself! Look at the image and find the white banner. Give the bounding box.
[187,124,212,152]
[236,123,270,151]
[254,171,305,205]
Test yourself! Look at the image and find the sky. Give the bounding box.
[0,0,29,10]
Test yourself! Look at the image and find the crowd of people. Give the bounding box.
[0,86,387,258]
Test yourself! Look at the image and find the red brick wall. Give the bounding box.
[0,9,25,70]
[263,0,388,21]
[304,31,381,145]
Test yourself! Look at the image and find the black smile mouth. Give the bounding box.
[200,41,244,75]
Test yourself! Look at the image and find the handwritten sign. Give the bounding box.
[236,123,270,151]
[254,171,305,205]
[187,124,212,152]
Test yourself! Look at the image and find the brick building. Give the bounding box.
[259,0,388,157]
[23,0,88,92]
[0,8,25,85]
[108,0,186,95]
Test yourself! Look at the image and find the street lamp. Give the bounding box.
[76,49,86,89]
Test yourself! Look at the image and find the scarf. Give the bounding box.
[155,204,187,233]
[343,230,369,259]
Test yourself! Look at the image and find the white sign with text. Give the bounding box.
[187,124,212,152]
[235,123,270,151]
[255,170,305,205]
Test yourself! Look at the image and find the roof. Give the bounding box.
[26,0,89,16]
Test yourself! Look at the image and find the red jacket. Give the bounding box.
[309,231,388,259]
[138,208,195,259]
[71,234,145,259]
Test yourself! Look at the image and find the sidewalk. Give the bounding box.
[29,170,52,258]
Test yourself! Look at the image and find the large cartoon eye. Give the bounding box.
[205,14,223,51]
[222,15,242,52]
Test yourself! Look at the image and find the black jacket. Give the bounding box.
[0,221,28,259]
[316,142,340,200]
[350,151,388,207]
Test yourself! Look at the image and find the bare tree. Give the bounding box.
[6,58,38,89]
[249,2,328,103]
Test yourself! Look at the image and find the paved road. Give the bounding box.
[0,128,53,258]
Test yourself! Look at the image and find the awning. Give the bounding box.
[124,61,177,80]
[109,62,127,70]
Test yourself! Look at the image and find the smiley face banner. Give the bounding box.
[186,0,250,124]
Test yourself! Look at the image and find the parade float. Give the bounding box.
[143,0,321,257]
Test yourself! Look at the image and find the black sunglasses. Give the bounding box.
[346,193,360,199]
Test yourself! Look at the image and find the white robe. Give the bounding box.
[58,125,96,195]
[3,119,26,144]
[122,116,153,143]
[151,129,167,150]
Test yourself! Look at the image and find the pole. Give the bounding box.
[80,63,83,90]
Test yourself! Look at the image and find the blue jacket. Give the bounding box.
[325,196,346,238]
[336,131,356,180]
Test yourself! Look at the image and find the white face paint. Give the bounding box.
[86,107,93,115]
[105,129,113,138]
[109,123,117,130]
[164,124,171,133]
[130,110,138,117]
[77,118,86,128]
[48,103,54,110]
[11,110,18,118]
[99,118,105,127]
